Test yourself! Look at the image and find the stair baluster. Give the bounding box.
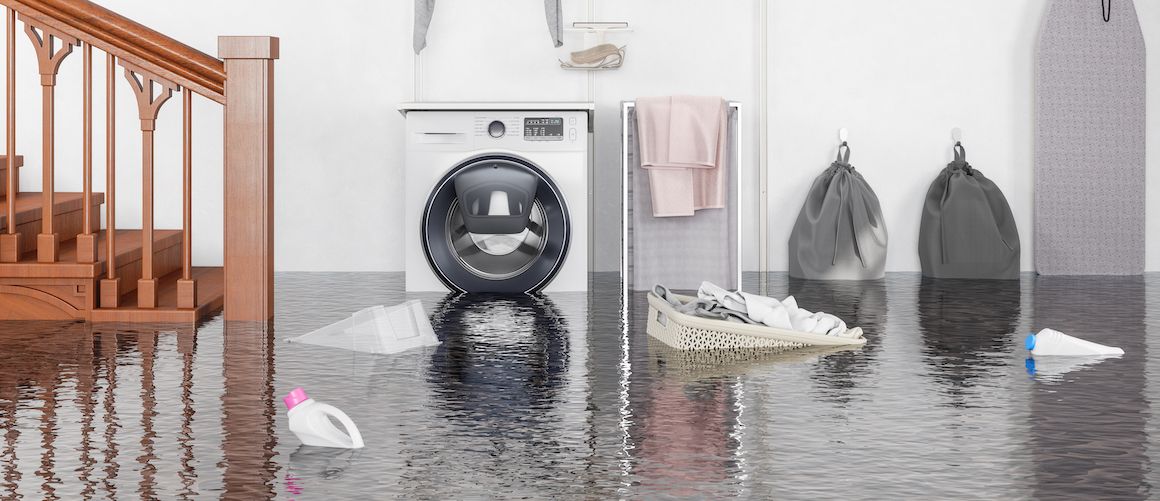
[177,88,195,309]
[122,63,174,309]
[0,7,17,262]
[23,19,77,263]
[76,42,95,263]
[99,53,118,308]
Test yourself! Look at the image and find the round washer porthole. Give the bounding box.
[421,154,571,293]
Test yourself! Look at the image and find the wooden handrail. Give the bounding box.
[0,0,225,102]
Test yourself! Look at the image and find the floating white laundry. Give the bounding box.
[697,282,851,338]
[289,300,440,355]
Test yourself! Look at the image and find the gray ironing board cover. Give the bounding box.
[1035,0,1146,275]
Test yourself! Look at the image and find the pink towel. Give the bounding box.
[636,96,728,217]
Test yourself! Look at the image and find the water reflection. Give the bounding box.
[918,278,1020,406]
[788,278,887,401]
[1030,276,1151,500]
[221,322,279,500]
[1,273,1160,499]
[627,290,748,498]
[428,293,572,427]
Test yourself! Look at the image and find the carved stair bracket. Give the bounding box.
[22,18,79,86]
[121,62,178,131]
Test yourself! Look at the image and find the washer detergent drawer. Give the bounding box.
[452,162,540,235]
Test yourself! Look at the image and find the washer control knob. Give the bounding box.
[487,120,506,138]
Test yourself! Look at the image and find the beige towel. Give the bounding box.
[636,96,727,217]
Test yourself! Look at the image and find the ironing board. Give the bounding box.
[1034,0,1146,275]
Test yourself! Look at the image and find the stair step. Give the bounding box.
[0,155,22,198]
[0,229,181,279]
[0,192,104,254]
[92,267,223,323]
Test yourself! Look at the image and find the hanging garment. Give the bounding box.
[635,96,728,217]
[413,0,563,54]
[788,142,887,280]
[413,0,436,55]
[544,0,563,48]
[918,142,1020,279]
[1035,0,1145,275]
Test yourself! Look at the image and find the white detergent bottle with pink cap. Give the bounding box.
[284,387,364,449]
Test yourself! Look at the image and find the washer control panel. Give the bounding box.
[466,111,587,151]
[523,117,564,141]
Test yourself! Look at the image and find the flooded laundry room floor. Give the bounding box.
[1,272,1159,499]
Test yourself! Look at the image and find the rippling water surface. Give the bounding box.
[1,273,1158,499]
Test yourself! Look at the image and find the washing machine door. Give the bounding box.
[422,154,571,293]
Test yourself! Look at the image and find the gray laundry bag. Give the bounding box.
[789,142,888,280]
[919,142,1019,279]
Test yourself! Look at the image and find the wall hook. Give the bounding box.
[838,127,849,143]
[951,127,962,144]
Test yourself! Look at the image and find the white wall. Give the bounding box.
[1,1,1155,272]
[767,0,1160,272]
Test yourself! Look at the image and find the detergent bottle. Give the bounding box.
[283,388,364,449]
[1024,328,1124,357]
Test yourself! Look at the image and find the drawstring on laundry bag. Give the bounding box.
[1102,0,1111,22]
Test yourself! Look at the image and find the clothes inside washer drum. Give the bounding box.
[788,143,887,281]
[1035,0,1146,275]
[918,143,1020,280]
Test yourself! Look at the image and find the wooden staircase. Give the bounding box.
[0,0,277,323]
[0,157,224,321]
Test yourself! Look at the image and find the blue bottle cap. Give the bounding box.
[1025,357,1036,376]
[1024,333,1036,351]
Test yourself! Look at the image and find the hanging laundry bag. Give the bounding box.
[789,142,887,280]
[918,142,1019,279]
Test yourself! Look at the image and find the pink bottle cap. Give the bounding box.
[283,387,309,410]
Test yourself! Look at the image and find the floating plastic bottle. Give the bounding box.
[284,388,364,449]
[1024,328,1124,357]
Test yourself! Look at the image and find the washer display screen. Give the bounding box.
[524,117,564,140]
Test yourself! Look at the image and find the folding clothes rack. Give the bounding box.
[621,100,743,295]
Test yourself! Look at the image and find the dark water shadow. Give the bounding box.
[788,278,887,403]
[918,278,1021,407]
[1030,275,1150,500]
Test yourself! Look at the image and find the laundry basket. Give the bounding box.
[646,292,867,352]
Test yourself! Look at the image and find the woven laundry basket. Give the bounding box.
[646,292,867,351]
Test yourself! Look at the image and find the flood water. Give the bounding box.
[1,272,1158,499]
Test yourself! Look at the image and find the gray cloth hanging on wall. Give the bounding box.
[788,143,887,281]
[413,0,436,55]
[1034,0,1146,275]
[414,0,563,54]
[918,143,1020,280]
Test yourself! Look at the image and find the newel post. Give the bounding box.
[219,36,278,321]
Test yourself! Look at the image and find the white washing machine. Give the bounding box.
[400,102,592,292]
